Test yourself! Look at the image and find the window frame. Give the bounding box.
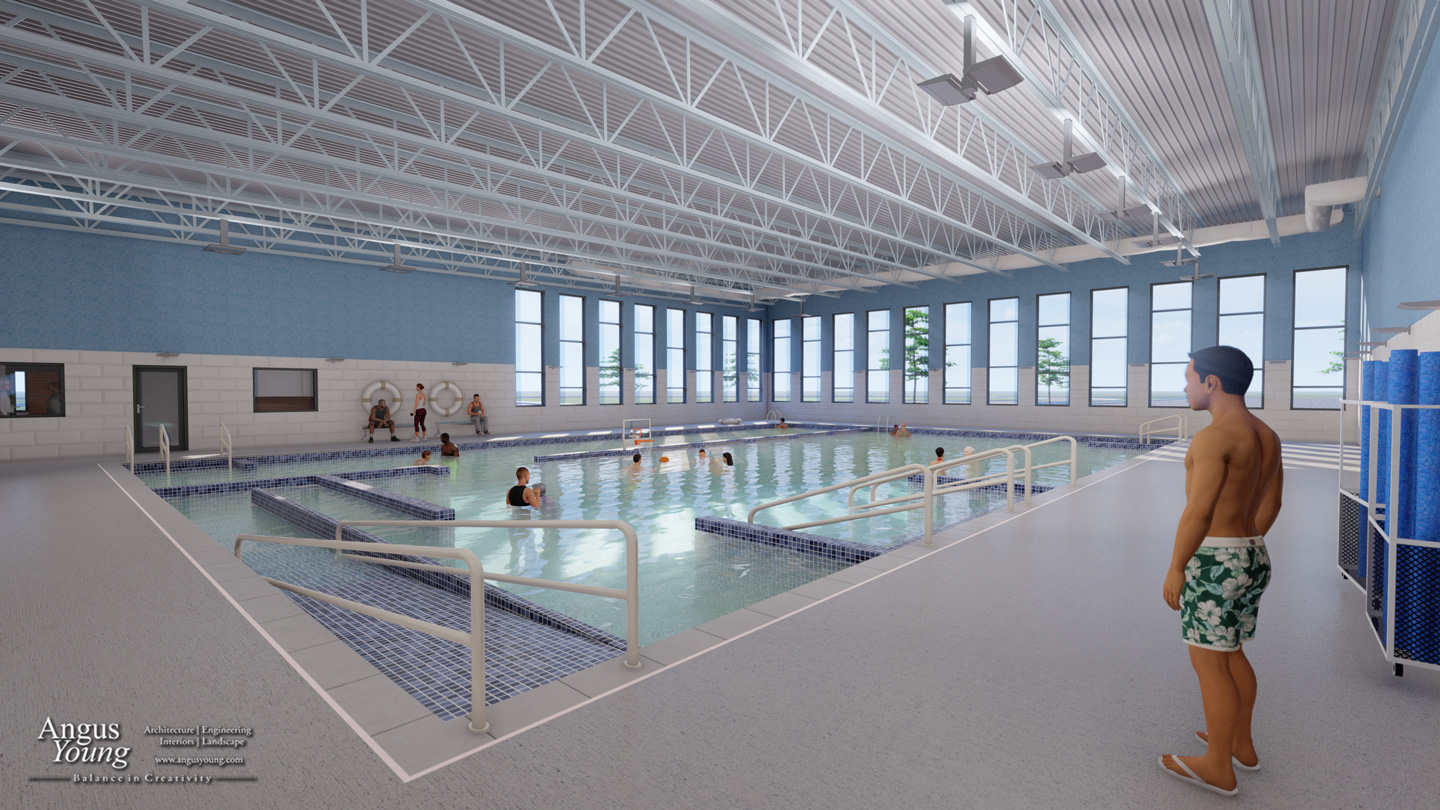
[802,315,821,403]
[1089,286,1129,408]
[943,302,972,405]
[987,297,1020,406]
[252,367,318,413]
[599,298,623,406]
[901,306,930,404]
[1,362,67,418]
[695,311,714,403]
[666,307,687,404]
[722,315,738,404]
[747,318,762,402]
[772,317,793,403]
[833,312,855,403]
[1216,274,1265,409]
[515,289,545,407]
[634,303,656,405]
[1149,281,1193,409]
[1291,265,1349,411]
[558,293,587,406]
[866,309,891,404]
[1035,292,1071,407]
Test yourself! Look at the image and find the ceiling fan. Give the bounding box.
[1161,243,1212,280]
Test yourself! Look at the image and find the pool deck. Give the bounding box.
[3,436,1435,809]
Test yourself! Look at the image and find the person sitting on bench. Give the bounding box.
[467,394,489,435]
[367,399,399,442]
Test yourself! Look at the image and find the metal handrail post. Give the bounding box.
[123,424,134,468]
[157,423,171,477]
[922,465,935,546]
[750,464,929,524]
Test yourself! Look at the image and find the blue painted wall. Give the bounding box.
[770,225,1362,373]
[0,222,753,367]
[1361,42,1440,326]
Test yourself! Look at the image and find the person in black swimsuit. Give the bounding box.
[505,467,541,508]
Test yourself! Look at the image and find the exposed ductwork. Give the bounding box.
[1305,176,1370,232]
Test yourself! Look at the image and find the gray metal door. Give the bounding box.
[133,366,188,451]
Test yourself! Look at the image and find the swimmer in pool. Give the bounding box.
[505,466,541,508]
[440,433,459,457]
[931,446,945,466]
[412,450,433,465]
[957,446,976,476]
[628,452,644,472]
[895,423,911,438]
[721,451,734,469]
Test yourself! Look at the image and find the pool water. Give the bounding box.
[158,431,1142,645]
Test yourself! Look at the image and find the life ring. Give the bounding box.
[718,417,743,426]
[429,380,464,417]
[360,380,403,414]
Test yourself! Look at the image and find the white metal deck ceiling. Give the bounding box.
[0,0,1410,302]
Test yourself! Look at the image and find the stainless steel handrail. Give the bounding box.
[156,423,171,477]
[220,422,233,471]
[123,424,134,468]
[1140,414,1189,444]
[234,517,643,735]
[749,463,935,543]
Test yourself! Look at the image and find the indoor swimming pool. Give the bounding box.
[153,429,1146,645]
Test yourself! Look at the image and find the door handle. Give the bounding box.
[136,404,143,414]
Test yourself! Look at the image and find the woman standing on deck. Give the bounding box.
[412,383,428,441]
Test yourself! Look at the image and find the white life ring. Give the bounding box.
[429,380,464,417]
[361,380,403,414]
[718,417,743,426]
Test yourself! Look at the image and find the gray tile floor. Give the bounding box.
[2,446,1437,809]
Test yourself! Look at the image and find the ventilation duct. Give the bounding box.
[1305,177,1369,232]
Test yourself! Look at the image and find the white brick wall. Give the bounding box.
[0,348,768,461]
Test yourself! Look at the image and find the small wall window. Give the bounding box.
[253,368,317,412]
[1,363,65,417]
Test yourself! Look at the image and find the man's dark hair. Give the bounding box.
[440,433,450,442]
[632,453,641,463]
[1190,345,1254,396]
[936,447,944,458]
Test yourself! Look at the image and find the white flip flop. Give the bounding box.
[1196,731,1262,772]
[1159,755,1239,797]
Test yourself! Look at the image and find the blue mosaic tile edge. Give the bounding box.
[783,421,1177,451]
[247,487,626,651]
[694,516,887,565]
[314,474,455,521]
[129,457,259,473]
[150,464,446,498]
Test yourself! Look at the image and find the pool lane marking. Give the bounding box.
[97,463,411,782]
[404,446,1170,780]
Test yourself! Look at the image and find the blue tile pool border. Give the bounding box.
[313,474,455,521]
[693,516,888,565]
[149,464,448,499]
[247,486,625,651]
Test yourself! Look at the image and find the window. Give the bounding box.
[802,316,821,402]
[867,309,890,403]
[772,318,792,402]
[1090,288,1128,407]
[599,299,622,405]
[559,294,585,406]
[902,306,930,404]
[833,313,855,403]
[1036,293,1070,406]
[988,298,1019,405]
[1,362,65,417]
[722,315,738,403]
[1150,282,1192,407]
[634,304,655,405]
[253,368,317,412]
[1218,275,1265,408]
[695,312,714,403]
[1293,266,1347,409]
[944,303,971,405]
[747,319,762,401]
[515,289,544,406]
[667,308,686,404]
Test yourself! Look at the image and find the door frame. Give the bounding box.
[132,365,189,452]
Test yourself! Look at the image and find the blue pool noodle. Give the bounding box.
[1389,351,1419,540]
[1396,352,1440,665]
[1417,352,1440,542]
[1375,362,1390,530]
[1359,361,1377,577]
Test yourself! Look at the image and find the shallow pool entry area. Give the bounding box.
[145,423,1157,721]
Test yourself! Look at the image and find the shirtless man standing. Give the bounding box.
[1158,346,1283,797]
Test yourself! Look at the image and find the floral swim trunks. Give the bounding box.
[1180,537,1271,651]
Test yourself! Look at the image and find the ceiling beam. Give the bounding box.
[1203,0,1281,245]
